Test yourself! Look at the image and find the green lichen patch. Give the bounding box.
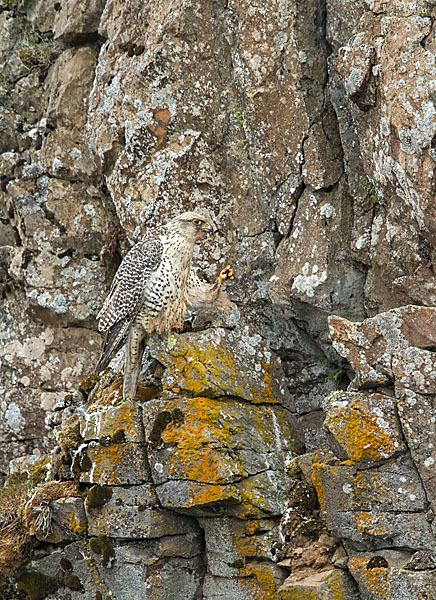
[79,454,92,473]
[60,557,73,572]
[111,429,125,444]
[57,415,82,452]
[89,535,115,567]
[149,408,185,446]
[86,485,113,510]
[16,571,60,600]
[28,456,51,487]
[79,374,101,398]
[366,556,388,569]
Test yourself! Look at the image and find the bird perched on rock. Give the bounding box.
[95,212,234,399]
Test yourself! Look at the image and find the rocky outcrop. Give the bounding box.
[312,306,436,599]
[1,0,436,598]
[1,331,297,599]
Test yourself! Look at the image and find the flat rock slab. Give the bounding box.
[76,441,150,485]
[278,569,360,600]
[199,516,281,577]
[148,328,290,405]
[397,389,436,509]
[80,400,144,443]
[312,454,432,550]
[86,483,200,539]
[144,395,293,516]
[328,305,436,388]
[202,563,287,600]
[349,554,436,600]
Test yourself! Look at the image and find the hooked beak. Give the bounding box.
[202,223,213,233]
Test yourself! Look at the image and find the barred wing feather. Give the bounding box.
[97,238,163,332]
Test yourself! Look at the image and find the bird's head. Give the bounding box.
[168,212,214,243]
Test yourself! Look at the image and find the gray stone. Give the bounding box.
[313,454,432,551]
[199,516,281,577]
[86,484,200,539]
[80,400,145,443]
[348,552,436,600]
[397,389,436,509]
[147,327,290,406]
[75,441,150,485]
[279,569,360,600]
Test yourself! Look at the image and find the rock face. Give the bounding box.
[1,0,436,598]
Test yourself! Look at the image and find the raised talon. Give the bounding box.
[219,265,235,281]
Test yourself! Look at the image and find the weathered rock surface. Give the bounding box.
[2,0,436,598]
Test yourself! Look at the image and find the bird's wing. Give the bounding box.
[97,237,163,332]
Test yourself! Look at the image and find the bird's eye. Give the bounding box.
[192,219,203,225]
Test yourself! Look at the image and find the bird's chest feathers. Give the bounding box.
[141,234,194,333]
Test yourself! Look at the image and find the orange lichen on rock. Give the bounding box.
[243,564,280,600]
[160,396,244,484]
[79,441,148,486]
[324,393,403,463]
[311,461,333,517]
[82,398,144,443]
[352,512,388,537]
[153,333,279,404]
[348,556,390,599]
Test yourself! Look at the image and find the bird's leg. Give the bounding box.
[210,265,235,301]
[123,327,147,400]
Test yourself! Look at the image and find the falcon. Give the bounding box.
[95,212,233,399]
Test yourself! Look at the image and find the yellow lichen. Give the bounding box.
[160,396,244,485]
[325,397,398,463]
[352,512,388,537]
[67,511,87,535]
[348,557,390,599]
[155,336,278,404]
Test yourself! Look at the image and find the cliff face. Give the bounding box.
[1,0,436,598]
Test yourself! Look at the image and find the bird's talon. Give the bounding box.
[219,265,235,280]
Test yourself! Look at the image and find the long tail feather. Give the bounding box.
[123,334,147,400]
[95,319,129,375]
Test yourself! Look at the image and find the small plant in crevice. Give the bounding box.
[420,10,432,18]
[233,107,245,126]
[314,358,348,387]
[359,180,379,204]
[326,368,346,383]
[1,0,25,10]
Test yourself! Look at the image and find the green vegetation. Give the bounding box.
[359,180,379,204]
[89,535,115,567]
[233,107,245,125]
[1,0,24,10]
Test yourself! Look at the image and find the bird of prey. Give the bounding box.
[95,212,233,399]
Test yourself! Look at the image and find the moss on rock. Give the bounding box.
[16,571,60,600]
[86,485,113,509]
[89,535,115,567]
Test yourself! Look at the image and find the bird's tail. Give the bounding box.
[95,320,129,375]
[123,334,147,400]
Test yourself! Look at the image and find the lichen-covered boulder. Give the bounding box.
[312,453,433,551]
[328,306,436,389]
[144,394,294,518]
[324,391,405,464]
[148,328,291,406]
[348,552,436,600]
[278,569,360,600]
